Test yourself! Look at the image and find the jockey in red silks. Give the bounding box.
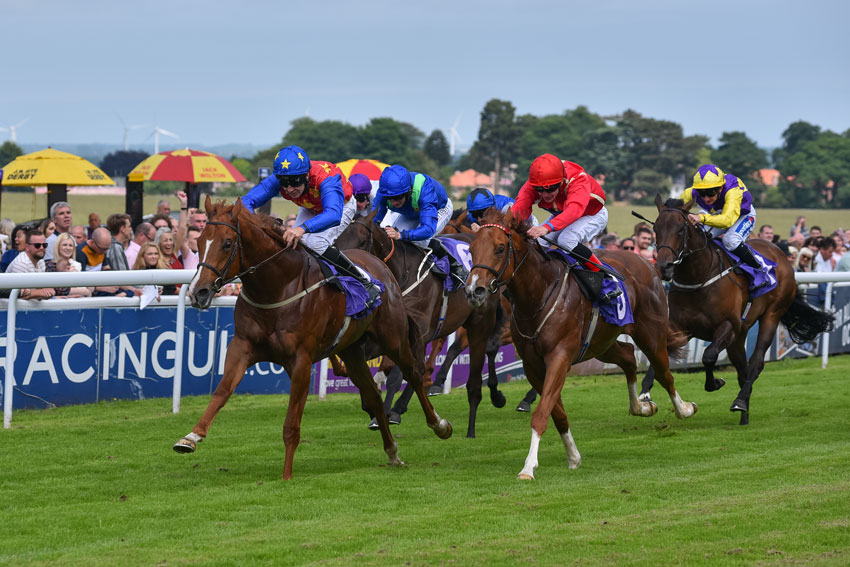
[242,144,380,305]
[511,154,611,273]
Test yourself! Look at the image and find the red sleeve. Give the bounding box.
[510,182,539,220]
[548,173,591,232]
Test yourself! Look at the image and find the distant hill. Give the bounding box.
[19,142,272,164]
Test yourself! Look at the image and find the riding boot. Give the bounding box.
[572,243,621,302]
[428,238,469,285]
[732,243,769,290]
[321,246,382,308]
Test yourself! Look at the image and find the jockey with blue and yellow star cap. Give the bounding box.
[681,164,768,284]
[374,164,467,284]
[242,144,380,305]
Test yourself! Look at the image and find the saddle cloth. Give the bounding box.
[715,240,778,298]
[317,258,385,319]
[431,237,473,292]
[547,249,634,326]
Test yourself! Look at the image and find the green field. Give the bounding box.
[1,192,847,242]
[2,356,848,566]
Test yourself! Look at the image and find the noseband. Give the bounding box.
[471,223,526,294]
[656,208,708,266]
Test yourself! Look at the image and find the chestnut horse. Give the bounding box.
[465,208,697,480]
[645,195,835,425]
[174,198,451,479]
[336,209,504,437]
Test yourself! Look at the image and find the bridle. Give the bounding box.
[199,218,287,292]
[471,223,529,294]
[656,207,710,267]
[352,217,395,262]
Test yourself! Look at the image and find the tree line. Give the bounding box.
[2,99,846,208]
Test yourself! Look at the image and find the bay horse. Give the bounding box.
[174,197,451,479]
[644,195,835,425]
[335,209,504,437]
[465,208,697,480]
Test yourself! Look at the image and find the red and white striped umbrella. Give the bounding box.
[128,148,246,183]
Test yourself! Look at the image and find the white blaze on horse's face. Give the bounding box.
[188,239,215,294]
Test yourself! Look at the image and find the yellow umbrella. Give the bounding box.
[1,147,114,186]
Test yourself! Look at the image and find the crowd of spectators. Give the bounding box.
[0,191,241,301]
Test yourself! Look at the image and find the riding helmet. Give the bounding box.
[378,164,412,197]
[528,154,565,187]
[689,164,727,190]
[273,145,311,176]
[467,187,495,213]
[349,173,372,196]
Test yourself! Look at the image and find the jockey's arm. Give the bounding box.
[699,187,746,229]
[401,203,437,241]
[546,178,591,232]
[301,176,345,234]
[510,182,537,221]
[242,176,281,213]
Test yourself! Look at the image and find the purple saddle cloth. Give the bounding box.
[432,237,472,292]
[715,240,778,298]
[321,262,386,319]
[550,250,634,326]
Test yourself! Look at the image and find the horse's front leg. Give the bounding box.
[173,336,255,453]
[703,321,736,392]
[281,351,314,480]
[519,349,571,480]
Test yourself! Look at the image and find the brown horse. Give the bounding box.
[465,208,697,480]
[174,197,451,479]
[336,209,504,437]
[645,195,835,425]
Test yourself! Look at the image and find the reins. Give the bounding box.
[658,208,738,291]
[471,223,530,293]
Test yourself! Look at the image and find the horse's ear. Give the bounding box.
[683,199,695,212]
[233,197,244,216]
[505,208,516,229]
[366,208,379,222]
[655,193,664,211]
[204,195,214,216]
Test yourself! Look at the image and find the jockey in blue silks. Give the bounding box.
[242,144,380,306]
[682,163,769,289]
[373,164,468,284]
[466,187,514,225]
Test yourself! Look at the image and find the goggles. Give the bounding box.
[388,192,410,202]
[697,187,720,198]
[276,174,308,188]
[533,182,560,194]
[354,194,369,202]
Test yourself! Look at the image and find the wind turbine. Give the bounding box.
[448,113,462,157]
[0,118,29,143]
[117,115,146,151]
[148,124,179,154]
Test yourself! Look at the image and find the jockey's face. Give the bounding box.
[697,187,720,206]
[388,193,408,208]
[355,194,370,211]
[277,174,308,199]
[534,182,561,204]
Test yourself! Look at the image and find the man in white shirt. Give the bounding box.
[7,230,54,300]
[814,236,837,307]
[43,201,73,261]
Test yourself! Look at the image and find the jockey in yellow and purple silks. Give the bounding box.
[682,164,769,287]
[242,144,380,305]
[373,164,468,285]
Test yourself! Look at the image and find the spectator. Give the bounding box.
[183,226,201,269]
[70,225,87,245]
[189,210,207,233]
[150,213,173,230]
[789,215,809,242]
[77,227,132,297]
[133,241,175,295]
[125,222,155,268]
[814,237,837,273]
[809,226,823,239]
[620,238,636,252]
[0,217,14,253]
[155,227,183,270]
[86,213,102,238]
[50,233,83,272]
[1,224,28,272]
[39,218,55,239]
[639,247,656,263]
[795,247,814,272]
[599,233,620,250]
[786,245,799,265]
[6,229,54,300]
[756,224,774,242]
[51,258,92,298]
[104,213,132,271]
[44,201,72,261]
[156,199,171,216]
[634,226,653,254]
[835,248,850,271]
[829,231,845,256]
[174,191,198,270]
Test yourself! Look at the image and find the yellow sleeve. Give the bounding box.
[678,188,694,204]
[701,185,746,228]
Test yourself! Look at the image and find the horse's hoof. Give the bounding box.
[173,438,196,454]
[427,384,444,397]
[638,392,653,403]
[491,390,507,408]
[706,378,726,392]
[517,473,535,480]
[367,417,380,430]
[515,400,532,413]
[691,402,698,414]
[388,411,401,426]
[730,399,748,413]
[435,418,453,439]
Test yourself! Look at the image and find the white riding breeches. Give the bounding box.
[391,201,454,249]
[540,208,609,250]
[297,198,357,254]
[704,206,757,251]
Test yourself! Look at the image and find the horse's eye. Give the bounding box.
[223,239,233,249]
[497,244,505,255]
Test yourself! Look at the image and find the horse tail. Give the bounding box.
[666,328,690,362]
[781,295,835,344]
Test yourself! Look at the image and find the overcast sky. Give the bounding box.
[2,0,848,152]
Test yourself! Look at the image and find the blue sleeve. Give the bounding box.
[496,195,514,213]
[242,176,281,213]
[302,175,344,233]
[372,193,389,225]
[402,184,438,241]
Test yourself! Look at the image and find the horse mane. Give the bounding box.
[664,198,685,209]
[209,199,288,247]
[451,207,467,220]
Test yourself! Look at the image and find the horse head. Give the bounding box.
[652,194,701,282]
[465,207,526,308]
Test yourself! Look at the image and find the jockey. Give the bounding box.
[373,164,468,285]
[511,154,619,296]
[350,173,375,217]
[466,187,514,226]
[242,145,380,306]
[682,164,768,286]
